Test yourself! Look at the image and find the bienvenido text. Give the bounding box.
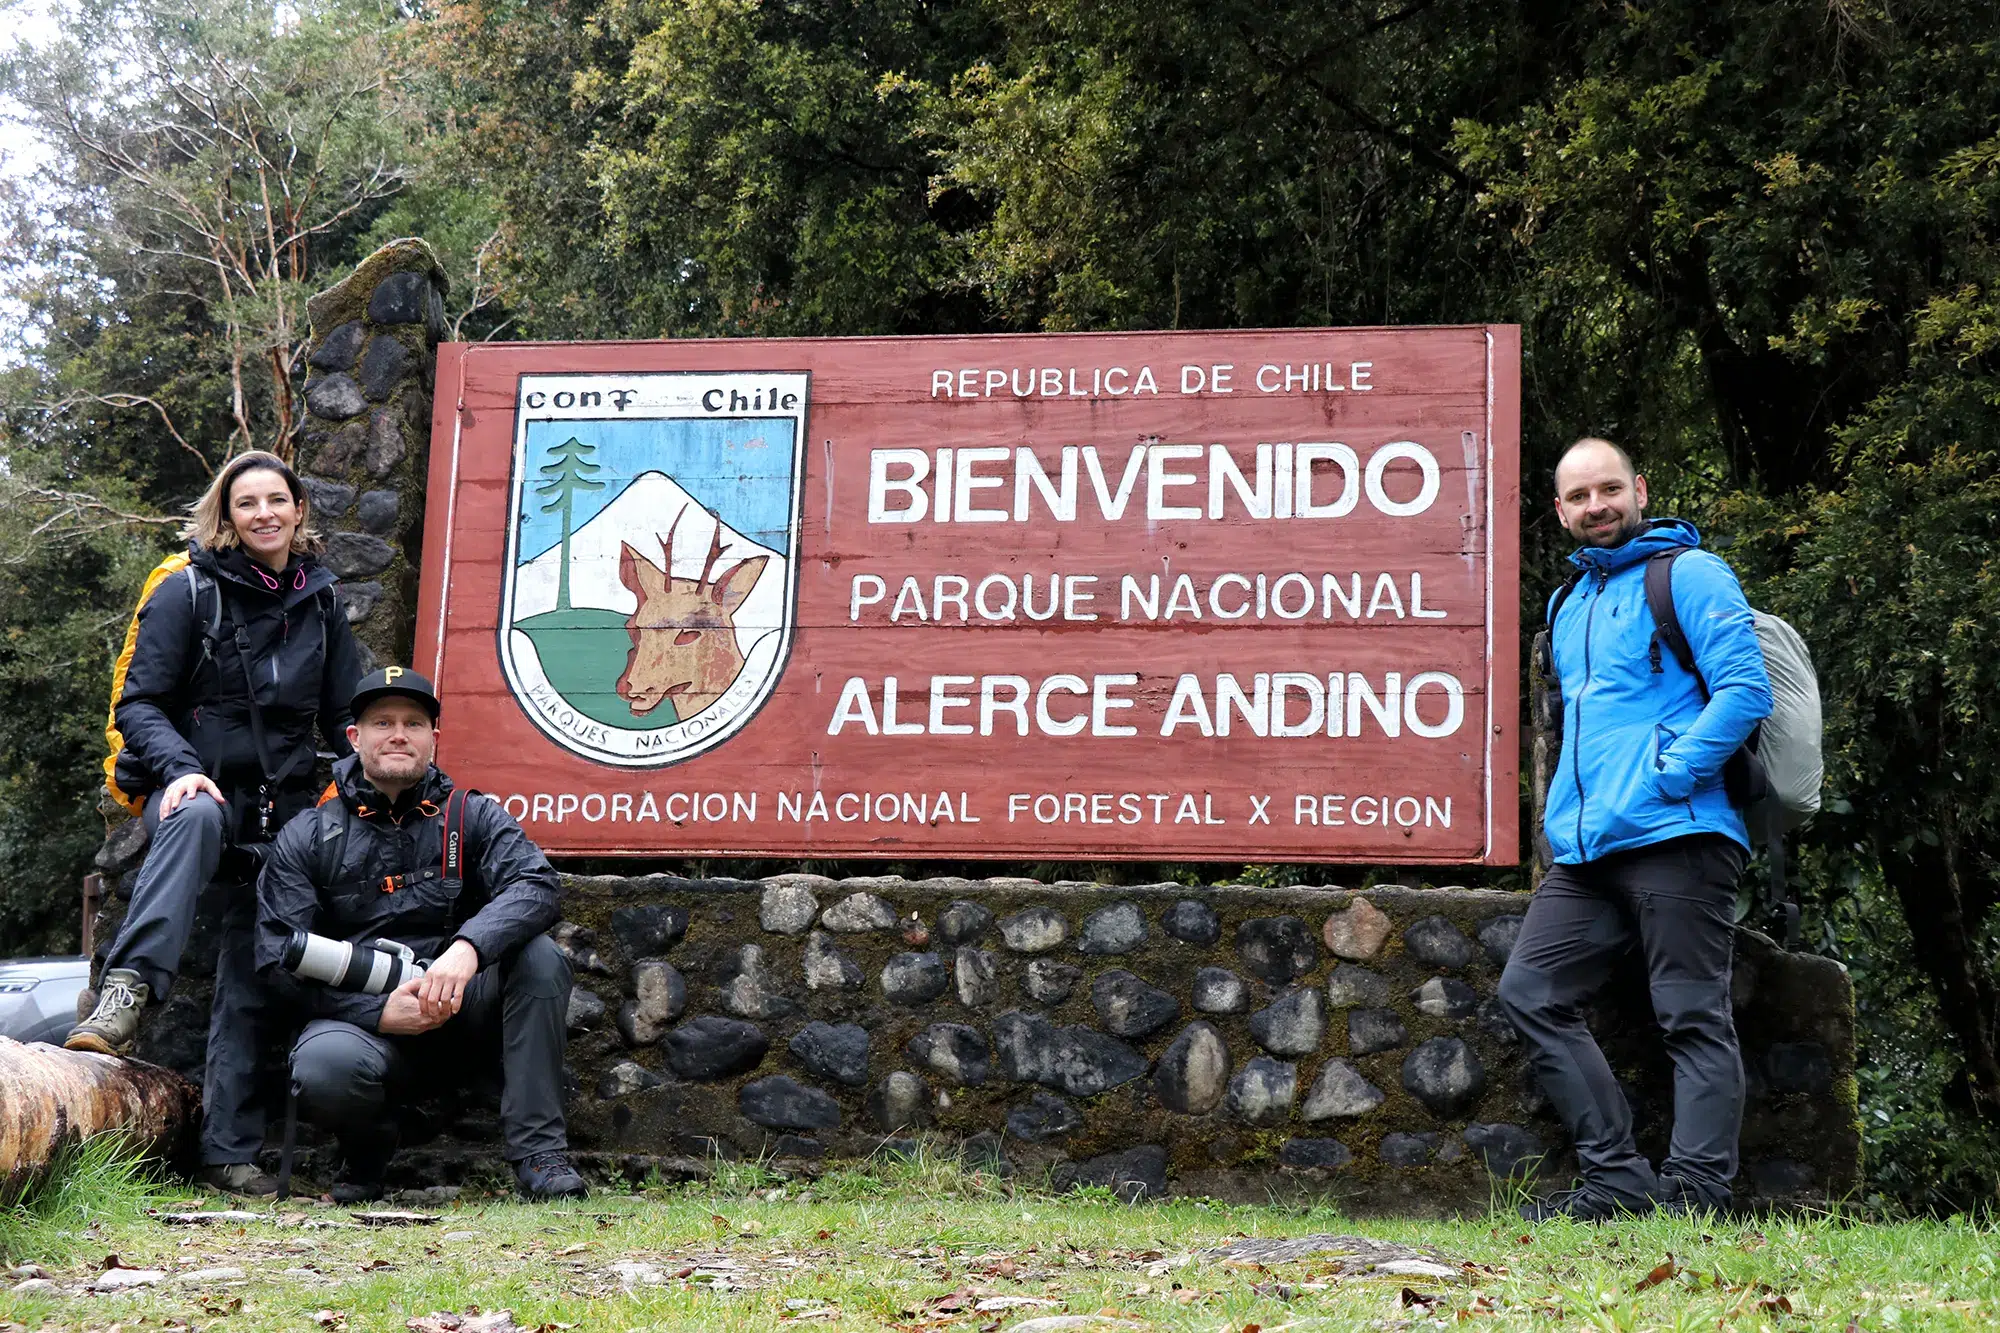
[866,440,1443,524]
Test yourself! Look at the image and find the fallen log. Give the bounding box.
[0,1036,200,1198]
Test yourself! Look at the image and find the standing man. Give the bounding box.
[256,668,586,1202]
[1498,438,1773,1220]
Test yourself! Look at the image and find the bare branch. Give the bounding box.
[0,484,179,566]
[451,228,507,340]
[37,393,213,473]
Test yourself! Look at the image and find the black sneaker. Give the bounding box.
[515,1150,588,1201]
[1520,1186,1646,1223]
[332,1126,396,1204]
[1653,1174,1727,1217]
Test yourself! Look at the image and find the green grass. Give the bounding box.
[0,1146,1994,1330]
[0,1133,159,1269]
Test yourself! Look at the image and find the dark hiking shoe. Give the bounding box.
[331,1127,397,1204]
[515,1151,588,1201]
[64,969,149,1056]
[198,1162,279,1198]
[1653,1174,1728,1217]
[1520,1186,1646,1223]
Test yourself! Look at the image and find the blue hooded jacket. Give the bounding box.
[1543,519,1773,864]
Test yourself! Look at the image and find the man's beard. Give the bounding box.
[361,751,429,789]
[1573,511,1644,548]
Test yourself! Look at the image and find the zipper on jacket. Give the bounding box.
[1571,566,1608,857]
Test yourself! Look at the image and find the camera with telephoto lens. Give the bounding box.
[282,931,428,995]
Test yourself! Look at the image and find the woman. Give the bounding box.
[69,450,364,1197]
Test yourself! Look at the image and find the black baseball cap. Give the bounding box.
[350,667,441,721]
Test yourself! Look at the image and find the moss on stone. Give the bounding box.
[306,238,447,336]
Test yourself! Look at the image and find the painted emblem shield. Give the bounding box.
[498,371,807,766]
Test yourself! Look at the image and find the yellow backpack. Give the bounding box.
[102,552,223,815]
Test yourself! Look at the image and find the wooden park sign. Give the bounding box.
[414,327,1520,863]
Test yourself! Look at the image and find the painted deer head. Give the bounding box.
[616,505,768,718]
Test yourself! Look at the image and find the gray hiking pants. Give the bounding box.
[1496,834,1748,1208]
[100,790,276,1167]
[288,933,572,1161]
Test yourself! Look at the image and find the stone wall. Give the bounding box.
[92,872,1857,1210]
[535,874,1854,1211]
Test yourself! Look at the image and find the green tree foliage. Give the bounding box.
[0,468,172,952]
[418,0,998,338]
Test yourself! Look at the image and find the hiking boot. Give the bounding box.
[515,1151,588,1201]
[64,969,149,1056]
[198,1162,279,1198]
[1653,1174,1727,1218]
[331,1127,397,1205]
[1520,1185,1646,1223]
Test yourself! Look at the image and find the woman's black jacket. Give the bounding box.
[112,542,364,824]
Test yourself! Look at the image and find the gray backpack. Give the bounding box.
[1645,550,1823,941]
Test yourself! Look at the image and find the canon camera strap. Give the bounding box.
[440,788,467,881]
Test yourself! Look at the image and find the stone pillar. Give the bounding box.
[296,238,448,670]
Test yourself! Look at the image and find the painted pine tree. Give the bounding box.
[535,436,605,612]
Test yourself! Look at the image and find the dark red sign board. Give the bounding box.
[415,327,1520,863]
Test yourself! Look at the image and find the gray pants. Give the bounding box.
[288,934,572,1161]
[102,791,274,1166]
[1497,834,1748,1208]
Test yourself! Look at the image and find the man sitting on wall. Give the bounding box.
[255,667,587,1202]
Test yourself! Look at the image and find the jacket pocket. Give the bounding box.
[1647,725,1695,815]
[396,872,464,936]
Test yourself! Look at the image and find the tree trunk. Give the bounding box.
[1882,837,2000,1122]
[0,1038,200,1199]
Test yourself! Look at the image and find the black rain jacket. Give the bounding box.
[254,755,563,1031]
[113,541,363,818]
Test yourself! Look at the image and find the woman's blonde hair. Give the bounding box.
[182,450,324,555]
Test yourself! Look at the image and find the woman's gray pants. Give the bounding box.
[288,934,573,1162]
[101,790,272,1168]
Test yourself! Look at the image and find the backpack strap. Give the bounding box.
[1545,567,1584,632]
[313,794,351,889]
[1645,549,1797,942]
[187,566,226,673]
[1643,549,1705,692]
[312,788,475,898]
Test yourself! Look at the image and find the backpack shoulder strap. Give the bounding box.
[187,566,226,669]
[1546,568,1584,629]
[1643,549,1705,692]
[313,793,351,888]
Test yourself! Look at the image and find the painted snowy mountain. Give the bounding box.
[513,470,784,628]
[505,470,787,729]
